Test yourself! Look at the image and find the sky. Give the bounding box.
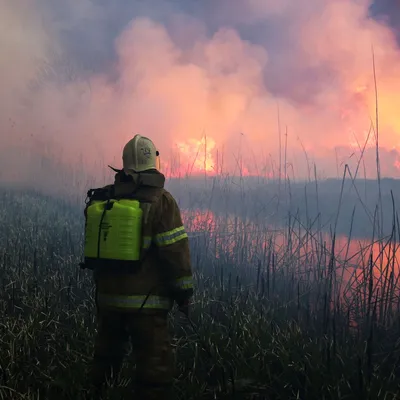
[1,0,400,187]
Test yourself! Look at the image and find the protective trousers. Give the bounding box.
[90,310,174,399]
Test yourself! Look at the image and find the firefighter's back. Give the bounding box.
[86,134,193,399]
[94,182,176,315]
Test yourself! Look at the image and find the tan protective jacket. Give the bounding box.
[84,170,194,314]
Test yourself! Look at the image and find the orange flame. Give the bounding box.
[176,136,216,173]
[160,136,217,177]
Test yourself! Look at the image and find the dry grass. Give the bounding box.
[1,183,400,400]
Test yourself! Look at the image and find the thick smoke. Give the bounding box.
[1,0,400,192]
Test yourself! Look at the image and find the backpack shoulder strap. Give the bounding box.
[85,184,114,204]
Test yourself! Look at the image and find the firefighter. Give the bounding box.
[83,134,194,399]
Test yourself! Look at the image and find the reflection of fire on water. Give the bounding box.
[182,208,400,306]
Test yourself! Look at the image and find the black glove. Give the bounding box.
[177,298,190,317]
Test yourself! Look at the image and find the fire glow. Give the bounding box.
[175,137,216,174]
[3,1,400,182]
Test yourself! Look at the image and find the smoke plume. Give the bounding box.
[1,0,400,191]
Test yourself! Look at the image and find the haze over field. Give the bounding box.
[3,3,400,398]
[1,0,400,187]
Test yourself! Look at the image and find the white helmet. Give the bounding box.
[122,134,160,173]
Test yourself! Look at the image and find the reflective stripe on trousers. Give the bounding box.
[97,294,172,310]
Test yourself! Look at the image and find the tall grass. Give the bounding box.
[0,174,400,399]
